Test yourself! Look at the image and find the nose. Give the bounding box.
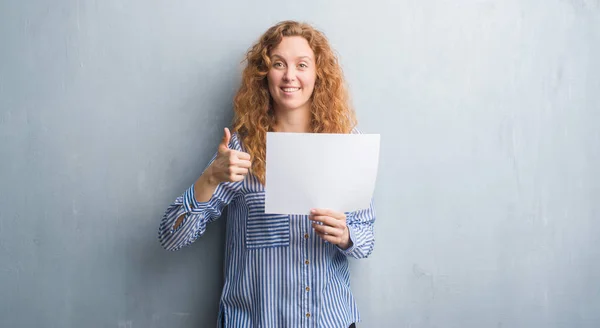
[283,67,296,82]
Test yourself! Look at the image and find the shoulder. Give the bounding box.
[350,127,362,134]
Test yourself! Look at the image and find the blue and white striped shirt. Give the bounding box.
[158,132,376,328]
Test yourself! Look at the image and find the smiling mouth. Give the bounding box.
[281,87,300,93]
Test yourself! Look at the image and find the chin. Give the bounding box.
[275,101,308,112]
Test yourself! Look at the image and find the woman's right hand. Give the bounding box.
[207,127,252,184]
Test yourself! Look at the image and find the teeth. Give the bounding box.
[283,87,300,92]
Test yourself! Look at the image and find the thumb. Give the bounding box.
[219,127,231,151]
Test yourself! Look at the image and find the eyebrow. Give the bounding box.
[271,54,314,62]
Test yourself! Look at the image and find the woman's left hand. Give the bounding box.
[309,209,352,250]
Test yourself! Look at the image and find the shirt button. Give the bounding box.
[305,286,310,292]
[306,313,311,318]
[304,260,310,265]
[304,233,309,239]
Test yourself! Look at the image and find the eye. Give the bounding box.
[273,62,284,68]
[299,63,308,68]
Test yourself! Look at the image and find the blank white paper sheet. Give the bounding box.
[264,132,380,215]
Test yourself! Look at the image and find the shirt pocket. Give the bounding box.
[244,192,290,249]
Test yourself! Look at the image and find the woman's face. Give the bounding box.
[267,36,317,114]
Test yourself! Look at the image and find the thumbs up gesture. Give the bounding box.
[208,128,252,183]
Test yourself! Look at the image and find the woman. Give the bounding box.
[158,20,376,328]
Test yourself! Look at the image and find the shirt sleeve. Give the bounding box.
[158,133,244,251]
[336,198,376,259]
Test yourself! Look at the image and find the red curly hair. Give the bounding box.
[232,20,357,185]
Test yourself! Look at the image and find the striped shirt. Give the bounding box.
[158,132,376,328]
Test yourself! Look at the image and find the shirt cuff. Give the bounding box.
[183,184,201,213]
[171,184,211,233]
[337,223,358,256]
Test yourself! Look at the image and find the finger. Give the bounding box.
[235,151,251,161]
[226,171,248,181]
[311,208,345,220]
[235,159,252,169]
[310,215,342,228]
[231,167,249,176]
[229,174,246,182]
[312,223,341,236]
[219,127,231,151]
[315,230,339,244]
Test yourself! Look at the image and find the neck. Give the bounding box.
[273,105,312,133]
